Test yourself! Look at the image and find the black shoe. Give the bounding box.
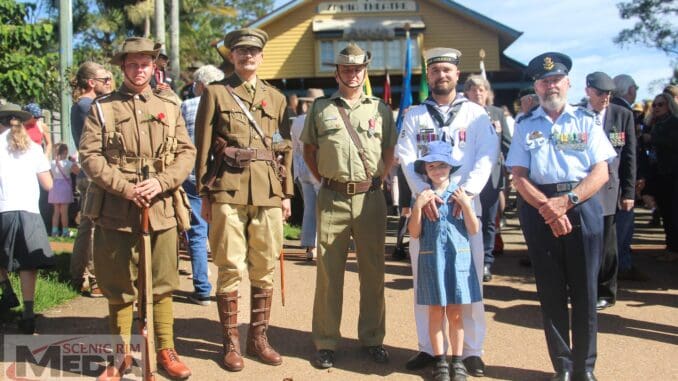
[596,299,615,310]
[432,360,451,381]
[405,351,435,370]
[462,356,484,377]
[483,264,492,282]
[392,246,407,261]
[519,257,532,267]
[573,371,597,381]
[313,349,334,369]
[18,317,35,335]
[365,345,389,363]
[451,360,469,381]
[0,290,20,314]
[551,371,571,381]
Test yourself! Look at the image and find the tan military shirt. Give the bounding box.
[301,91,396,182]
[79,84,196,232]
[194,73,293,206]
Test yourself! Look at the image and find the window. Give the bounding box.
[318,37,421,73]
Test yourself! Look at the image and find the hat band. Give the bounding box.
[427,56,459,66]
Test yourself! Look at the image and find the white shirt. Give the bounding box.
[395,96,498,196]
[0,130,51,213]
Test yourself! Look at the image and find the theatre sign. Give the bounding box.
[318,0,417,14]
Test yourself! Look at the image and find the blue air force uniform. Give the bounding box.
[505,52,616,377]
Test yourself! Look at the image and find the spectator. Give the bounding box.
[22,103,51,158]
[290,88,324,261]
[48,143,79,237]
[0,103,55,334]
[180,64,224,306]
[649,92,678,262]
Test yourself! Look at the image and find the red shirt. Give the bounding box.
[24,120,43,145]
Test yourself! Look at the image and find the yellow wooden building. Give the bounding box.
[250,0,530,107]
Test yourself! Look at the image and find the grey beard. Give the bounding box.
[541,95,566,112]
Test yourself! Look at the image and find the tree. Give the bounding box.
[614,0,678,56]
[0,0,60,109]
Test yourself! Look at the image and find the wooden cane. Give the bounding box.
[139,165,156,381]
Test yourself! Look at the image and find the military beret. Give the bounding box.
[423,47,462,66]
[224,28,269,49]
[334,43,371,66]
[110,37,162,65]
[526,52,572,80]
[586,72,615,92]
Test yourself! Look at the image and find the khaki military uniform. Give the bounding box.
[301,92,396,350]
[79,84,196,304]
[194,73,292,293]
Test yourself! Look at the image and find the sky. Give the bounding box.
[274,0,676,103]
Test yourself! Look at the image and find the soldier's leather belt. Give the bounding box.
[321,177,381,196]
[221,147,275,168]
[537,181,579,195]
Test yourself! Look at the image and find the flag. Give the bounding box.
[363,71,372,96]
[418,58,428,103]
[396,30,412,132]
[383,69,392,106]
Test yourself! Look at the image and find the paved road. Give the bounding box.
[1,208,676,380]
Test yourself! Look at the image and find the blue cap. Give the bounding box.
[414,141,457,174]
[22,103,42,118]
[526,52,572,80]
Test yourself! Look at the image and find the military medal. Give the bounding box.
[272,129,283,144]
[368,118,376,137]
[609,130,625,147]
[552,131,587,151]
[417,124,437,156]
[458,128,466,149]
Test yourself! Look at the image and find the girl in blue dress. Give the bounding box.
[408,141,481,381]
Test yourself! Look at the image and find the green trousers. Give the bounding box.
[312,188,387,350]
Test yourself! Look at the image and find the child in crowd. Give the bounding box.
[48,143,79,237]
[408,141,481,381]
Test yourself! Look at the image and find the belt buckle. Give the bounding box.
[556,183,569,192]
[346,182,356,195]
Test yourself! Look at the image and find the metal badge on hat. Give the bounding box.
[543,57,555,71]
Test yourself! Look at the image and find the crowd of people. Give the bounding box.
[0,27,677,381]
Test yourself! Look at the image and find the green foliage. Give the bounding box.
[283,223,301,240]
[0,0,60,109]
[614,0,678,56]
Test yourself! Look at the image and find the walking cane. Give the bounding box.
[280,249,285,307]
[139,165,156,381]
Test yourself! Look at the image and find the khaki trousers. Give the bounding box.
[209,203,282,293]
[93,227,179,304]
[70,177,95,283]
[312,188,387,350]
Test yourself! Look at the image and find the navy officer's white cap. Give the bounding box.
[424,47,462,66]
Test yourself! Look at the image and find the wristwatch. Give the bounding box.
[567,191,580,205]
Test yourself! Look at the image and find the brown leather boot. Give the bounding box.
[216,291,244,371]
[246,287,282,365]
[96,354,133,381]
[157,348,191,379]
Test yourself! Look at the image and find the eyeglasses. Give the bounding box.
[652,102,666,108]
[233,46,262,56]
[94,77,112,84]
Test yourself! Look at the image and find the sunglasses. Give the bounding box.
[94,77,112,84]
[652,102,666,108]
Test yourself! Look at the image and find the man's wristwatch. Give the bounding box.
[567,191,580,206]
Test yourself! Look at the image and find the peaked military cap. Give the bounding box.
[224,28,269,49]
[526,52,572,80]
[110,37,162,65]
[586,71,615,92]
[0,103,32,122]
[334,43,371,66]
[423,47,462,66]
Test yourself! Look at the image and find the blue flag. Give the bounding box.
[396,31,412,132]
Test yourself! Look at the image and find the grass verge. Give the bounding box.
[2,251,78,318]
[284,223,301,240]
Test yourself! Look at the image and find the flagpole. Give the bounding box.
[479,48,487,80]
[396,23,413,132]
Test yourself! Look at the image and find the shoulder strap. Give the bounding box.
[333,98,372,178]
[225,84,270,149]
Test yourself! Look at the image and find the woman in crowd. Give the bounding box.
[48,143,79,237]
[0,103,54,334]
[22,103,52,158]
[648,92,678,262]
[290,89,324,260]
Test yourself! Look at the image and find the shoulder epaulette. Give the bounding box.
[516,110,533,123]
[577,106,595,117]
[154,90,180,106]
[93,93,114,102]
